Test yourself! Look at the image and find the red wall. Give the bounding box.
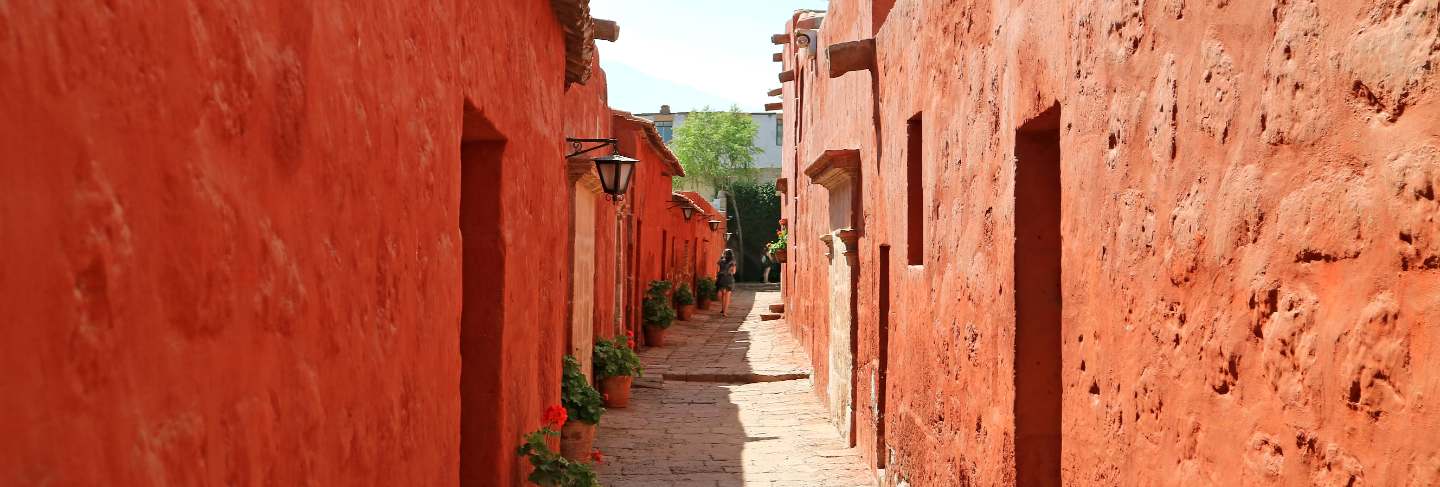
[612,114,724,340]
[0,1,616,485]
[779,1,1440,485]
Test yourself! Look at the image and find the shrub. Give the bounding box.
[561,356,604,425]
[516,407,601,487]
[593,334,643,379]
[642,280,676,329]
[673,282,695,306]
[696,277,717,301]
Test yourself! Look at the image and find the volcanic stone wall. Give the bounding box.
[779,0,1440,485]
[0,1,614,485]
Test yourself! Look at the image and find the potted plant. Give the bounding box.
[517,405,603,486]
[768,229,788,263]
[695,277,716,310]
[593,334,643,408]
[559,356,604,461]
[642,280,677,345]
[673,282,696,320]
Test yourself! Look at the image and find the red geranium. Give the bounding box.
[590,448,605,464]
[628,339,637,349]
[626,330,634,339]
[542,404,567,429]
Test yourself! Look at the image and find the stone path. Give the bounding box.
[594,286,875,487]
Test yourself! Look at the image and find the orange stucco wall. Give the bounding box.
[779,1,1440,485]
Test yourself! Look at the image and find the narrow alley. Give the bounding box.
[4,0,1439,486]
[595,286,875,487]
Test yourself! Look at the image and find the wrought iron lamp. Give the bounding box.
[681,206,695,220]
[566,138,637,199]
[708,219,721,231]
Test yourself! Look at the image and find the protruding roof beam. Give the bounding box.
[827,38,876,78]
[773,52,783,62]
[771,33,791,45]
[765,102,783,111]
[767,88,782,97]
[779,70,796,83]
[593,19,620,42]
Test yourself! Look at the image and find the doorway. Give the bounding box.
[1013,103,1063,487]
[459,105,505,486]
[570,175,599,380]
[876,244,892,467]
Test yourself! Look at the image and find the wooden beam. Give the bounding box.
[771,33,790,45]
[779,70,796,83]
[765,102,783,111]
[593,19,620,42]
[827,38,876,78]
[797,16,824,29]
[772,52,783,62]
[768,88,783,97]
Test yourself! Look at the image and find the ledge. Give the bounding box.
[803,149,860,190]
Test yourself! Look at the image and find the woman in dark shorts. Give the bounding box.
[716,249,736,316]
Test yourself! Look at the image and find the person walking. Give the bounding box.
[716,249,737,316]
[760,253,773,284]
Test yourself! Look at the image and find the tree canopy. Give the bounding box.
[670,106,763,197]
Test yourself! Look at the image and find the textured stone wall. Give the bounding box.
[0,1,616,485]
[780,0,1440,485]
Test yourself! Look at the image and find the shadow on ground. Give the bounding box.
[592,288,874,487]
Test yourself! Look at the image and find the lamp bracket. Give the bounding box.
[565,137,619,158]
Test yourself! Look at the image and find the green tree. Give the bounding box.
[670,106,763,198]
[728,180,780,282]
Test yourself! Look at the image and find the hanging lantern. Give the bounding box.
[681,206,695,220]
[708,219,721,231]
[593,152,638,197]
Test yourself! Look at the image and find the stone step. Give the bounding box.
[768,303,785,313]
[760,313,783,321]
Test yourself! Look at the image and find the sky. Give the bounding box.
[590,0,828,114]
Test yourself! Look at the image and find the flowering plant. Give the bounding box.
[767,229,788,254]
[517,406,600,486]
[593,334,643,379]
[642,280,677,329]
[561,356,604,425]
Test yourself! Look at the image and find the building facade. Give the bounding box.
[0,1,721,486]
[775,1,1440,486]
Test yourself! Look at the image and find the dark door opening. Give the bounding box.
[460,105,505,486]
[1013,103,1063,487]
[876,244,892,467]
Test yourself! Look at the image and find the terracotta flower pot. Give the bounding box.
[559,420,596,462]
[643,325,668,347]
[773,249,788,263]
[697,298,710,310]
[601,375,633,408]
[677,303,695,321]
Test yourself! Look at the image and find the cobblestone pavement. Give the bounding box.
[594,286,876,487]
[637,286,810,382]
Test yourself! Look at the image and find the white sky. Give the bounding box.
[590,0,828,114]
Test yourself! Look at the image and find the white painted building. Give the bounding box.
[635,105,783,197]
